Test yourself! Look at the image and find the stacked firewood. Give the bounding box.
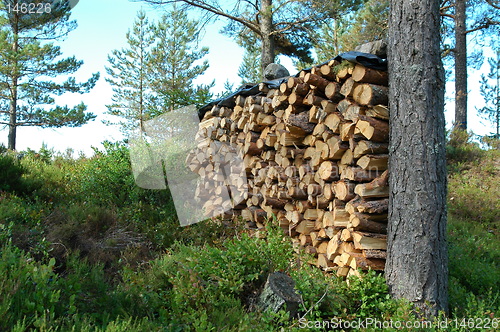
[186,59,390,277]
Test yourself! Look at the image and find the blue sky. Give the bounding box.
[0,0,255,155]
[0,0,495,155]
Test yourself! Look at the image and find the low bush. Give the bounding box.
[0,152,25,193]
[446,129,485,172]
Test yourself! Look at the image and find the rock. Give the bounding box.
[257,271,302,318]
[264,63,290,80]
[355,40,387,59]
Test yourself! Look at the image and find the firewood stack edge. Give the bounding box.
[186,58,389,278]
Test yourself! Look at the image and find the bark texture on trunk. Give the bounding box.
[8,96,17,150]
[387,0,448,318]
[8,22,19,151]
[260,0,275,79]
[454,0,467,130]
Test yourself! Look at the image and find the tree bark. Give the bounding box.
[454,0,467,130]
[8,92,17,151]
[260,0,275,79]
[387,0,448,318]
[8,21,19,150]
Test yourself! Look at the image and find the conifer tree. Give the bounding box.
[238,39,262,84]
[140,0,364,78]
[337,0,389,52]
[0,0,99,150]
[105,10,155,135]
[149,6,213,113]
[477,49,500,138]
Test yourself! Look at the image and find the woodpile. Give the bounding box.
[187,58,389,278]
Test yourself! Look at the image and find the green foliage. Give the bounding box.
[446,129,486,171]
[445,143,500,327]
[448,218,500,310]
[477,49,500,138]
[297,0,388,66]
[120,223,293,329]
[337,0,389,52]
[0,244,61,330]
[105,10,156,135]
[0,152,25,192]
[238,42,262,84]
[106,8,213,135]
[0,2,99,149]
[72,141,137,206]
[0,139,498,330]
[150,6,214,113]
[448,156,500,224]
[292,264,409,325]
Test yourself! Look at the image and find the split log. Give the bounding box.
[318,160,340,181]
[317,254,335,269]
[351,64,388,85]
[324,112,343,134]
[349,257,385,271]
[356,154,388,171]
[365,105,389,120]
[353,140,389,159]
[354,170,389,198]
[341,166,382,182]
[325,81,343,101]
[340,77,359,98]
[355,115,389,142]
[304,73,330,91]
[351,231,387,250]
[349,215,387,234]
[352,83,388,106]
[285,111,315,135]
[363,249,387,259]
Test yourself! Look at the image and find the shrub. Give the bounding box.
[0,244,62,330]
[448,217,500,310]
[70,141,138,207]
[0,152,25,193]
[446,129,485,172]
[119,223,294,329]
[447,147,499,224]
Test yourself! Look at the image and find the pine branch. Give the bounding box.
[141,0,261,35]
[486,0,500,10]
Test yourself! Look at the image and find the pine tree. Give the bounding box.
[105,10,155,135]
[440,0,500,131]
[238,39,262,84]
[387,0,448,318]
[337,0,389,52]
[0,0,99,150]
[477,49,500,139]
[149,6,213,113]
[295,0,389,71]
[140,0,364,79]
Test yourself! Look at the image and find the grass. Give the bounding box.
[0,134,498,330]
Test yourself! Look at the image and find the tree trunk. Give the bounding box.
[387,0,448,319]
[8,96,17,151]
[260,0,275,79]
[496,51,500,139]
[454,0,467,130]
[8,23,19,151]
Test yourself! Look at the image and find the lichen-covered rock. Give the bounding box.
[257,272,301,318]
[264,63,290,80]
